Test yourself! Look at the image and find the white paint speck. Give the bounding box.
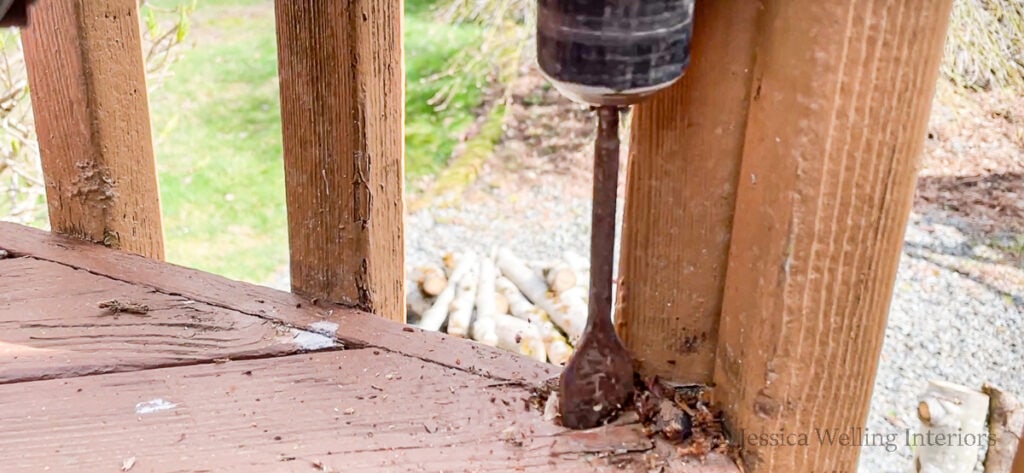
[135,398,176,415]
[291,321,339,351]
[291,330,335,350]
[309,321,339,336]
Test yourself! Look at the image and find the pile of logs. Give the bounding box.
[407,248,590,365]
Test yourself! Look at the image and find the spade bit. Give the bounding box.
[557,106,633,429]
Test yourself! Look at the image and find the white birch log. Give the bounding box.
[494,292,510,316]
[913,380,990,473]
[527,259,555,274]
[553,287,588,343]
[446,260,479,338]
[417,252,477,331]
[475,259,497,321]
[496,276,573,365]
[562,250,590,285]
[562,250,589,273]
[472,313,547,363]
[470,317,499,346]
[417,265,448,297]
[497,248,586,344]
[544,261,578,294]
[982,383,1024,473]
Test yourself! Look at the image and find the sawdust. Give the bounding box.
[529,374,732,463]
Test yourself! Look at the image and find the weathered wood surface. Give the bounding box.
[0,222,740,472]
[0,345,737,472]
[617,0,763,384]
[274,0,405,321]
[0,256,332,384]
[712,1,954,472]
[22,0,164,259]
[0,222,555,384]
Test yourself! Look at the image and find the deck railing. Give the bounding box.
[17,0,962,471]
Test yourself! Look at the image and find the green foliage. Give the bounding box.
[151,0,493,282]
[431,0,534,98]
[149,2,286,282]
[428,102,506,200]
[405,7,487,178]
[0,2,194,227]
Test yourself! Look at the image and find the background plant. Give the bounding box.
[0,0,195,227]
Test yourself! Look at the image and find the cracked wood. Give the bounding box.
[274,0,404,321]
[0,222,556,384]
[21,0,164,259]
[0,256,325,384]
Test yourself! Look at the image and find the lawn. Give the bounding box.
[149,0,486,284]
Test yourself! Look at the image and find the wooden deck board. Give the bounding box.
[0,256,330,384]
[0,222,556,384]
[0,349,735,472]
[0,223,739,472]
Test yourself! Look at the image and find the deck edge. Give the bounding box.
[0,222,558,384]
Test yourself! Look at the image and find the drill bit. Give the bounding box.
[558,106,634,430]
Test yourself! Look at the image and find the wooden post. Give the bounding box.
[712,1,953,472]
[274,0,405,321]
[616,0,763,383]
[22,0,164,259]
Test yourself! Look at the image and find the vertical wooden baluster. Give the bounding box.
[274,0,405,321]
[22,0,164,259]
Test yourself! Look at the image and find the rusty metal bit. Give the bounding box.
[558,106,635,430]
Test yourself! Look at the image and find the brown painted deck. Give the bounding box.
[0,222,738,472]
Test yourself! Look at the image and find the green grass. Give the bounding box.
[405,0,487,177]
[150,0,487,283]
[150,3,285,282]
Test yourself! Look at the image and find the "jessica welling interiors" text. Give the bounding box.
[736,427,994,453]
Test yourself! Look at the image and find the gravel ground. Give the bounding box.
[859,213,1024,472]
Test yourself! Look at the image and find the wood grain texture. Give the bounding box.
[274,0,405,321]
[0,349,738,472]
[21,0,164,259]
[712,1,953,472]
[0,222,555,383]
[616,0,763,384]
[0,256,328,384]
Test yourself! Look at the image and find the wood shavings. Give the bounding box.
[98,300,150,315]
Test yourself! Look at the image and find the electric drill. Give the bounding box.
[536,0,696,429]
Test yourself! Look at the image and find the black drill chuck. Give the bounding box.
[536,0,695,106]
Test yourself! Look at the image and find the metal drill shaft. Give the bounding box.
[587,106,620,334]
[557,105,634,430]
